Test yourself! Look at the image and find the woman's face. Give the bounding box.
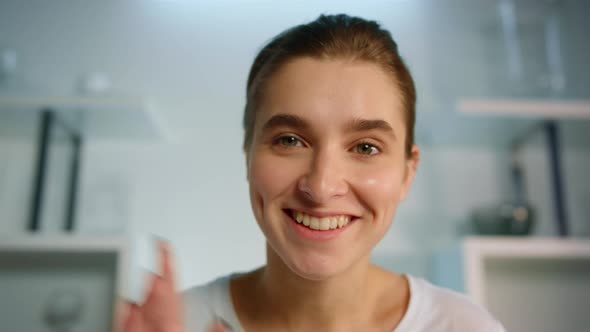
[247,58,419,280]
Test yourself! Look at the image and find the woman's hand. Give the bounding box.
[122,241,184,332]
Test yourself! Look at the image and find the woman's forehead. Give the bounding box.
[256,57,406,132]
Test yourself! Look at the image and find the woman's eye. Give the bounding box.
[276,135,303,147]
[355,142,380,156]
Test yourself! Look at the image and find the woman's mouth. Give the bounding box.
[284,209,354,231]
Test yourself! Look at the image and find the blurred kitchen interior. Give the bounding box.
[1,1,589,331]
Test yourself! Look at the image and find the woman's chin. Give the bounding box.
[285,256,349,281]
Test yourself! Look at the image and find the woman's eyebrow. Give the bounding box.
[345,118,397,139]
[261,114,310,132]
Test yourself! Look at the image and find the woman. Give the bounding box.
[123,14,505,332]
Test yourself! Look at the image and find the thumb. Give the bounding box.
[159,240,179,291]
[121,303,143,332]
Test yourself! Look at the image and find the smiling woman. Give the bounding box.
[246,58,415,285]
[122,14,506,332]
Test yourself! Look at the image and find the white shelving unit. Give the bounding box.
[0,94,172,232]
[0,235,130,332]
[433,237,590,332]
[0,95,170,140]
[457,98,590,119]
[463,237,590,301]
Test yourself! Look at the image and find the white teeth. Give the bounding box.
[291,210,352,231]
[303,214,310,226]
[319,218,330,231]
[330,218,338,230]
[338,216,347,228]
[310,217,320,230]
[296,212,304,223]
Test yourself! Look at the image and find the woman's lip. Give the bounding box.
[282,209,356,241]
[284,208,359,219]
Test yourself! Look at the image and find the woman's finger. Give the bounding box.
[121,303,142,332]
[144,241,178,305]
[158,240,178,290]
[139,240,184,331]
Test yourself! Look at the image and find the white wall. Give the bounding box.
[1,1,589,293]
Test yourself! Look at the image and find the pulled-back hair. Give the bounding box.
[243,14,416,157]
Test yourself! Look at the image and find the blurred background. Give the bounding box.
[0,0,589,331]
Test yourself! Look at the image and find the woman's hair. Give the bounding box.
[243,14,416,157]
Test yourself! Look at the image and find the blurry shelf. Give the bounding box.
[0,234,129,252]
[457,98,590,119]
[415,111,537,148]
[463,236,590,303]
[415,105,590,149]
[432,236,590,332]
[0,235,130,331]
[0,235,129,296]
[0,95,172,232]
[464,236,590,259]
[0,95,170,140]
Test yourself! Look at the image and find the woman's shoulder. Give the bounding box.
[182,273,239,331]
[183,274,232,302]
[398,275,506,332]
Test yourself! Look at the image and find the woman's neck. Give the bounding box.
[250,246,392,331]
[232,245,409,331]
[272,249,370,325]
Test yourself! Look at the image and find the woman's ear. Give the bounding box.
[400,144,420,201]
[245,151,250,182]
[244,145,254,182]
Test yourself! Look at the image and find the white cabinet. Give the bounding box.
[0,236,129,332]
[433,237,590,332]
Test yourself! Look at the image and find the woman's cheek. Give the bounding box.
[249,151,301,202]
[352,164,404,219]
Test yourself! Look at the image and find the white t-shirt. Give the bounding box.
[183,274,506,332]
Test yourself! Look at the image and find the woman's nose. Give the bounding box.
[297,150,348,203]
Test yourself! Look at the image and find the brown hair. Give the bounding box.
[243,14,416,157]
